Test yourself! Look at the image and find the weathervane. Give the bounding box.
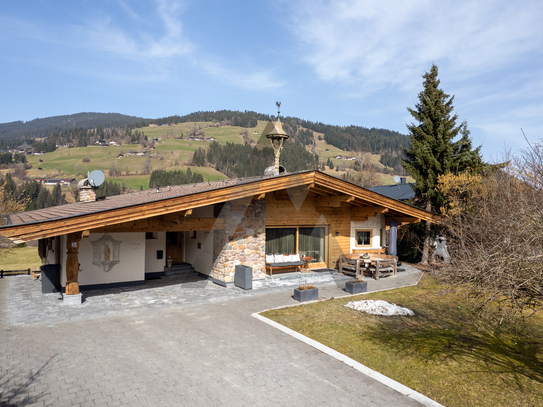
[276,101,281,120]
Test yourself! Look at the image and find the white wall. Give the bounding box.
[350,214,385,251]
[184,230,213,275]
[183,205,214,275]
[145,232,166,272]
[43,236,60,265]
[76,232,145,286]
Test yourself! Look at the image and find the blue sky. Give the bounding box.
[1,0,542,160]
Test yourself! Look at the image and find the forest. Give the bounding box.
[1,110,409,157]
[148,168,204,188]
[198,141,319,178]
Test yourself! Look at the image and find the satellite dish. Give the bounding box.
[88,170,105,188]
[393,175,401,184]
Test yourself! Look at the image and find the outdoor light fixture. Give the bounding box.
[336,232,340,237]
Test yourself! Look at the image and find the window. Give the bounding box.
[266,227,327,263]
[355,229,372,247]
[266,228,296,255]
[299,227,325,262]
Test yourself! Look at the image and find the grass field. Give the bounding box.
[15,120,410,191]
[0,246,41,270]
[261,275,543,407]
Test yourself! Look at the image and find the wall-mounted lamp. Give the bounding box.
[336,232,340,237]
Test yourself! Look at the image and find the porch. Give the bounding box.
[4,263,423,326]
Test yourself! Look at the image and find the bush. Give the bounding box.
[82,156,90,162]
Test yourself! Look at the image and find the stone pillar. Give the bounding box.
[66,232,82,295]
[212,198,266,283]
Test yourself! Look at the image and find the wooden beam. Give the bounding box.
[82,230,90,238]
[66,232,82,295]
[316,195,355,207]
[92,218,225,233]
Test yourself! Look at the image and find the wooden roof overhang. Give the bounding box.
[0,171,438,243]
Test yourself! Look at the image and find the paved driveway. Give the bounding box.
[0,270,424,407]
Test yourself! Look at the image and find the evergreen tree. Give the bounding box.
[51,183,64,206]
[402,64,483,264]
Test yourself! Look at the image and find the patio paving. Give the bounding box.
[0,266,425,406]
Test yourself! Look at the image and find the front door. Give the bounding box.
[166,232,184,265]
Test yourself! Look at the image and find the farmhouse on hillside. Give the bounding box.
[0,170,436,304]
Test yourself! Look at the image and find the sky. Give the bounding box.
[1,0,542,160]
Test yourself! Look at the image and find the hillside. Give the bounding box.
[0,112,145,143]
[0,110,412,196]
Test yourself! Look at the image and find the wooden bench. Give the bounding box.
[265,254,304,277]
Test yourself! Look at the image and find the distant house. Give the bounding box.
[34,178,76,186]
[117,154,124,159]
[369,178,415,202]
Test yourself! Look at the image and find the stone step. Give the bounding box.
[164,263,197,278]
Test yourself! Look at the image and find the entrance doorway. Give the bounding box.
[166,232,184,265]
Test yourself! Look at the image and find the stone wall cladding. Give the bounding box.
[212,198,266,282]
[79,186,96,202]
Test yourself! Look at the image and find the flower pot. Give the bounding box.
[293,288,319,302]
[345,281,368,294]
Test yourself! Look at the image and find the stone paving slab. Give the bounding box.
[0,267,425,407]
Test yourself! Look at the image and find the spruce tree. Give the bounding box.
[402,64,483,264]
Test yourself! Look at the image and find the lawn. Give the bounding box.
[261,275,543,407]
[0,246,41,270]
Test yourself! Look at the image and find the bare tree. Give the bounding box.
[437,146,543,322]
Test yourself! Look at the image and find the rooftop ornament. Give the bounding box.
[266,101,290,175]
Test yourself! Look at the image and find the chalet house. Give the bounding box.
[0,171,435,305]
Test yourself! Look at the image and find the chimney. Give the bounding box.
[78,179,96,202]
[400,177,407,185]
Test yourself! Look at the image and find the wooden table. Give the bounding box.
[339,254,397,280]
[300,256,313,273]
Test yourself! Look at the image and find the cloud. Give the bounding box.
[201,61,286,90]
[77,0,193,60]
[285,0,543,90]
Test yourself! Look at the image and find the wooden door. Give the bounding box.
[166,232,184,265]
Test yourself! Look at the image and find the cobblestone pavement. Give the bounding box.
[0,268,424,406]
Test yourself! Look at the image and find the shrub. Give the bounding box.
[297,284,316,291]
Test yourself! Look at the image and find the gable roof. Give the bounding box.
[369,183,416,201]
[0,170,437,243]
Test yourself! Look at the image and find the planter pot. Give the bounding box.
[345,281,368,294]
[293,288,319,302]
